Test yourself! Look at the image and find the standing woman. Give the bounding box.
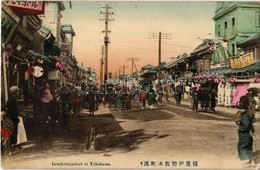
[235,96,256,167]
[87,85,97,116]
[114,92,123,110]
[6,86,20,150]
[147,86,156,109]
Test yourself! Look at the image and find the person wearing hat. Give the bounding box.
[6,86,20,150]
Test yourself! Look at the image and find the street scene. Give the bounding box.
[1,1,260,169]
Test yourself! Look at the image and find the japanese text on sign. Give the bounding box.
[4,1,45,14]
[5,1,43,9]
[230,52,254,69]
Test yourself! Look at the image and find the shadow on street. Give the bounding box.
[9,110,163,162]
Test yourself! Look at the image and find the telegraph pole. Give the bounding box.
[100,45,104,85]
[132,57,134,75]
[149,32,172,84]
[100,4,114,84]
[123,65,125,86]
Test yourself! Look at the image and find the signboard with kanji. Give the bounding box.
[229,52,255,69]
[4,1,45,14]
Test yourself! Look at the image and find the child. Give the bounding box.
[139,87,147,109]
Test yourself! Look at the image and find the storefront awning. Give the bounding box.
[28,50,52,63]
[203,67,231,75]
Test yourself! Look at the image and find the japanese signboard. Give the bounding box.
[4,1,45,14]
[229,52,255,69]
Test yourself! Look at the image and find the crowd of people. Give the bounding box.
[1,79,259,168]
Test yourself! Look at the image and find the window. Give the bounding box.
[218,24,221,36]
[256,12,260,27]
[232,44,235,56]
[224,21,227,37]
[232,18,235,26]
[232,18,235,35]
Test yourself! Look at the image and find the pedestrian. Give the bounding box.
[139,87,147,110]
[108,94,114,110]
[210,86,217,111]
[6,86,20,151]
[60,85,73,125]
[125,94,132,111]
[1,106,14,157]
[73,88,81,116]
[234,95,256,167]
[41,82,53,123]
[175,82,183,106]
[114,92,123,110]
[86,86,97,116]
[147,86,156,109]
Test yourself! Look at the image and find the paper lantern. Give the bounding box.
[214,78,219,83]
[230,78,236,83]
[61,68,66,73]
[1,128,11,139]
[55,61,63,69]
[26,66,35,74]
[220,78,225,84]
[59,67,65,72]
[254,77,260,83]
[55,62,61,69]
[32,66,44,77]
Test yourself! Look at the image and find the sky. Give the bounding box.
[61,1,217,79]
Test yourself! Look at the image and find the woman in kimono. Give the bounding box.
[87,90,97,116]
[115,92,123,110]
[147,86,156,109]
[235,96,256,167]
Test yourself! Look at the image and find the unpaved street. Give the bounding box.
[2,101,260,169]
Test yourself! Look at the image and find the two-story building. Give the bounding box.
[213,2,260,106]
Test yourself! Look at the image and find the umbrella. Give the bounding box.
[247,87,260,93]
[139,80,152,87]
[247,87,260,97]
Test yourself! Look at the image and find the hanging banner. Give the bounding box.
[4,1,45,14]
[229,52,254,69]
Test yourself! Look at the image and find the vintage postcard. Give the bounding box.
[1,0,260,169]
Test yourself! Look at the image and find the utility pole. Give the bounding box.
[119,68,121,81]
[100,45,104,85]
[123,65,125,86]
[132,57,134,75]
[149,32,172,84]
[128,57,138,75]
[100,4,114,85]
